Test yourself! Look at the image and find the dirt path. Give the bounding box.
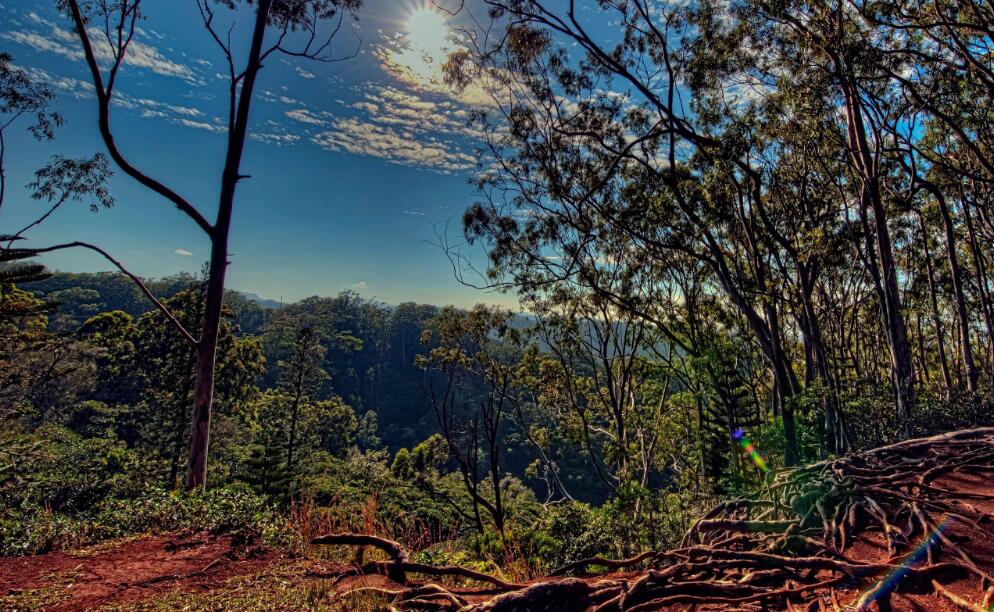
[0,533,284,610]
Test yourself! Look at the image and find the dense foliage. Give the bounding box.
[2,0,994,582]
[1,266,990,569]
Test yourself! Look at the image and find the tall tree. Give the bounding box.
[25,0,363,490]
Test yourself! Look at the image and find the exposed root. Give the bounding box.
[550,551,661,576]
[312,427,994,610]
[930,580,988,611]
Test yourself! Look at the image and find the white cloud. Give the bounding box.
[351,85,488,141]
[17,65,94,99]
[372,35,498,109]
[17,65,223,137]
[312,118,475,174]
[135,97,203,118]
[168,104,202,117]
[352,281,368,290]
[174,248,193,256]
[281,82,485,174]
[285,108,327,126]
[2,30,78,59]
[295,66,316,79]
[250,132,301,146]
[2,17,201,84]
[177,118,227,133]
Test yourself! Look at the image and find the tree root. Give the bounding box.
[930,580,988,612]
[311,428,994,610]
[550,550,661,576]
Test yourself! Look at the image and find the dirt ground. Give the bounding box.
[1,468,992,610]
[0,534,286,610]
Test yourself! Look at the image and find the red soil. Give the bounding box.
[2,469,992,610]
[0,533,283,610]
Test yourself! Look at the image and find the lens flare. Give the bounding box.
[855,518,951,610]
[732,428,769,473]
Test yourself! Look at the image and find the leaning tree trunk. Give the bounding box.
[840,78,915,433]
[185,0,271,491]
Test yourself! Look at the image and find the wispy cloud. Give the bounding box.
[250,132,301,146]
[174,248,193,256]
[135,98,203,118]
[17,65,94,99]
[5,12,203,84]
[312,118,475,174]
[285,108,327,126]
[176,118,227,133]
[352,85,486,141]
[278,81,482,174]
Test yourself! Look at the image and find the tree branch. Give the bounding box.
[13,241,198,346]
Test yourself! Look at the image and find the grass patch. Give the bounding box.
[98,561,391,611]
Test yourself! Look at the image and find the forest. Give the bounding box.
[2,0,994,610]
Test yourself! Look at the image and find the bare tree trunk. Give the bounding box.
[840,79,915,433]
[919,215,954,394]
[931,190,978,392]
[185,244,227,491]
[186,0,272,491]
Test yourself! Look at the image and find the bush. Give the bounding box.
[0,487,292,556]
[521,501,613,570]
[1,424,152,514]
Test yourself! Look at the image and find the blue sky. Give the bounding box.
[0,0,520,308]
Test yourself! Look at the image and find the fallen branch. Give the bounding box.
[311,533,523,589]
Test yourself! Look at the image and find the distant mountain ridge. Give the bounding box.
[236,291,284,310]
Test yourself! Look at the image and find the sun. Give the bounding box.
[397,6,450,82]
[406,7,449,56]
[380,4,468,92]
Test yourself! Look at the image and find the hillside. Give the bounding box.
[4,1,994,610]
[3,429,992,611]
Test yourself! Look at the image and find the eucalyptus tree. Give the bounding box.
[0,52,61,217]
[417,305,524,535]
[447,1,810,461]
[531,289,666,491]
[448,0,994,455]
[276,326,328,473]
[24,0,363,490]
[133,286,265,489]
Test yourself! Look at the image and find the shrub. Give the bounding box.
[0,487,292,556]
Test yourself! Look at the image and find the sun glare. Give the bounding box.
[406,7,449,53]
[393,6,450,84]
